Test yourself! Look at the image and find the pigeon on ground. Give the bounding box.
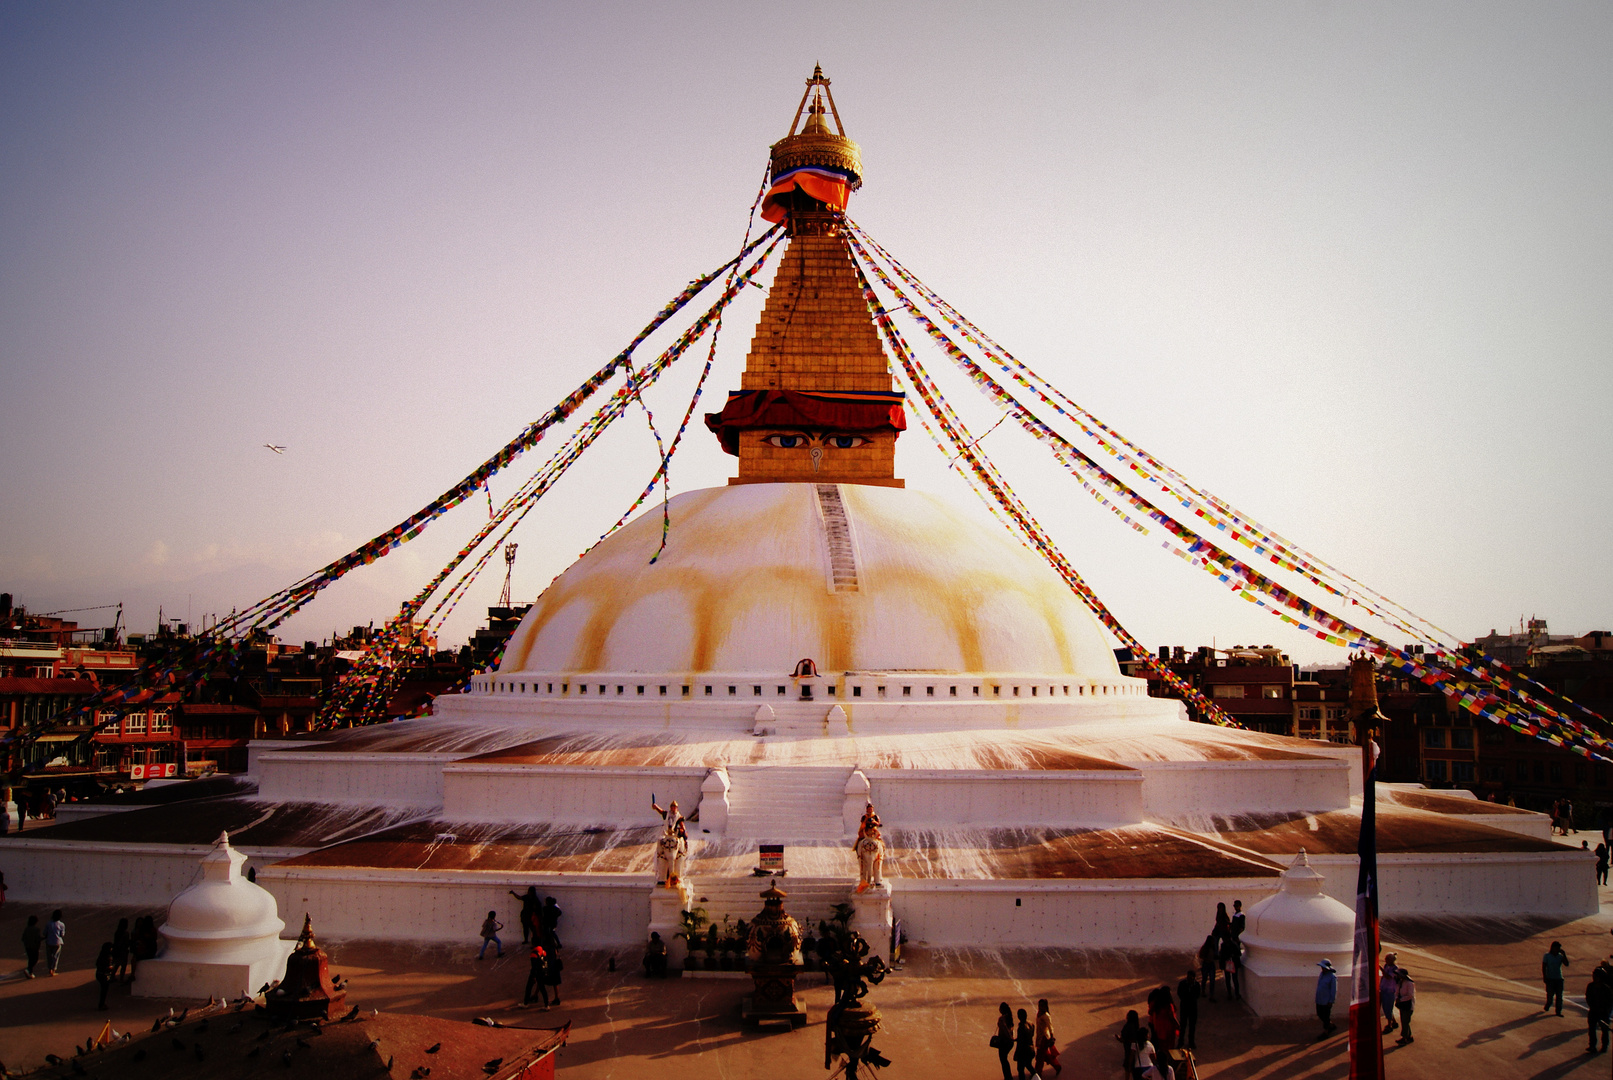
[295,1037,312,1050]
[410,1068,431,1079]
[150,1019,164,1033]
[425,1043,441,1054]
[281,1049,294,1067]
[341,1006,361,1022]
[44,1055,63,1067]
[483,1059,503,1074]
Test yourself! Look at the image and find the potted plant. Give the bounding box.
[673,906,708,973]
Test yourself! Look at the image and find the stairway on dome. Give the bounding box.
[723,765,852,840]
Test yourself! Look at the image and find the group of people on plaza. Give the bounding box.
[1538,940,1613,1055]
[993,999,1061,1079]
[17,909,161,1010]
[488,886,565,1009]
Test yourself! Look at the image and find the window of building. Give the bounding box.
[1452,729,1473,750]
[124,712,147,735]
[150,710,171,733]
[1550,763,1563,783]
[1597,765,1608,787]
[1485,765,1504,782]
[1575,763,1588,784]
[658,686,666,696]
[852,686,861,697]
[973,686,980,696]
[704,685,713,696]
[1425,760,1448,782]
[902,687,911,697]
[1424,729,1446,749]
[1262,686,1285,699]
[682,686,691,697]
[1452,761,1474,784]
[1534,761,1545,782]
[926,686,935,697]
[1211,685,1244,699]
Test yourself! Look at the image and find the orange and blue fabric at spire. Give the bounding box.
[760,164,857,222]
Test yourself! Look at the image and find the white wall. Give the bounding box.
[254,752,457,809]
[0,839,303,907]
[867,769,1143,828]
[891,877,1282,949]
[1138,760,1351,816]
[256,866,651,947]
[1304,851,1598,917]
[441,766,707,825]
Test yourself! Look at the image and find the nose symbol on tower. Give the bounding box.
[810,446,823,473]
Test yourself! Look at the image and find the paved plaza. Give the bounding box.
[7,884,1613,1079]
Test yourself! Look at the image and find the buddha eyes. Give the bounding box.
[764,433,870,449]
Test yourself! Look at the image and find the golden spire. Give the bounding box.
[704,69,906,488]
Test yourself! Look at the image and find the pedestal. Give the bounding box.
[850,880,894,963]
[648,879,695,971]
[743,961,808,1028]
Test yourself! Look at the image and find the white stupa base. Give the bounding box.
[133,938,295,1001]
[1240,955,1350,1018]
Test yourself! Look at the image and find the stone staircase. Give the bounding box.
[683,876,860,932]
[725,765,850,840]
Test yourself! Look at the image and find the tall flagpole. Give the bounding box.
[1348,655,1386,1079]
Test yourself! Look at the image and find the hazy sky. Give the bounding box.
[2,2,1609,663]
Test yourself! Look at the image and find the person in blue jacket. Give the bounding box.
[1315,958,1339,1037]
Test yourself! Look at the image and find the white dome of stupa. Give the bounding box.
[499,482,1123,679]
[160,831,285,961]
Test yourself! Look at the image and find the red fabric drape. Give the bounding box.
[704,389,906,456]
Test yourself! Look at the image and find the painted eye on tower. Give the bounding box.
[767,434,807,448]
[827,435,867,449]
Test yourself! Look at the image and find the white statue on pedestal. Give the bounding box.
[854,801,885,893]
[652,798,689,888]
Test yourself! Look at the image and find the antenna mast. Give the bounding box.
[499,543,518,607]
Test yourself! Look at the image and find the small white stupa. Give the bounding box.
[134,830,295,1000]
[1239,849,1357,1017]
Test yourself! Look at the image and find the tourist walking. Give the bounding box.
[1197,934,1219,1001]
[477,910,504,959]
[1229,900,1245,940]
[543,943,563,1006]
[1597,843,1609,887]
[993,1002,1015,1080]
[1176,969,1200,1049]
[1116,1010,1144,1075]
[1544,941,1570,1015]
[1033,999,1061,1078]
[1585,964,1612,1053]
[1013,1007,1035,1079]
[508,886,540,944]
[539,895,563,950]
[1218,931,1243,1000]
[94,942,114,1010]
[1380,952,1401,1033]
[522,943,550,1006]
[44,909,65,975]
[1146,985,1179,1052]
[21,915,42,978]
[111,918,131,982]
[1213,902,1231,944]
[1315,959,1338,1036]
[1394,969,1417,1044]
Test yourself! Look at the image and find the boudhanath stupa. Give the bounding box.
[3,70,1590,967]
